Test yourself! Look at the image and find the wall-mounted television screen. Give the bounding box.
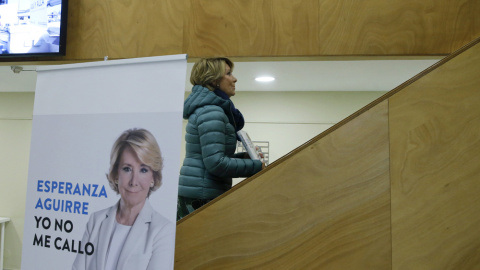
[0,0,68,57]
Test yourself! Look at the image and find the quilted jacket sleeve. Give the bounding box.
[196,106,262,178]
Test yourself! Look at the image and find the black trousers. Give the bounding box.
[177,196,211,221]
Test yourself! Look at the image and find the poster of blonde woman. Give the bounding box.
[72,128,175,270]
[21,55,186,270]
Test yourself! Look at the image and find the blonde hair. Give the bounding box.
[107,128,163,196]
[190,57,234,91]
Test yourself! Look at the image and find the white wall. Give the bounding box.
[0,93,34,270]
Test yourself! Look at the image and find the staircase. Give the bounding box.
[174,37,480,270]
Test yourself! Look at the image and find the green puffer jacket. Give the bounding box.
[179,85,263,200]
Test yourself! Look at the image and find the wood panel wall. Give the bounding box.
[64,0,185,60]
[3,0,475,63]
[390,37,480,270]
[183,0,480,57]
[174,37,480,269]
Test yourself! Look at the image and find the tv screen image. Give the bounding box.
[0,0,67,56]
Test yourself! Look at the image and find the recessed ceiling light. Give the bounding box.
[255,76,275,82]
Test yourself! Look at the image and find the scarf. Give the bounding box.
[214,88,245,139]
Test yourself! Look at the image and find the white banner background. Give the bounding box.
[21,55,187,270]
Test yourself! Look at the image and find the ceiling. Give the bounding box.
[0,58,442,93]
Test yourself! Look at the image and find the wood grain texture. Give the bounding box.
[390,40,480,269]
[317,0,479,55]
[175,101,391,269]
[183,0,320,57]
[65,0,184,60]
[184,0,480,57]
[53,0,480,61]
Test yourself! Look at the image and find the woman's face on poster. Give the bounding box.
[117,146,154,207]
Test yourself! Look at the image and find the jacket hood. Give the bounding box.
[183,85,231,119]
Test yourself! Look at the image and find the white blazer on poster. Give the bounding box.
[72,200,175,270]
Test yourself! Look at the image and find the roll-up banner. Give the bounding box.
[21,55,187,270]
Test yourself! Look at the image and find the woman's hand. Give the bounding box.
[256,146,266,169]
